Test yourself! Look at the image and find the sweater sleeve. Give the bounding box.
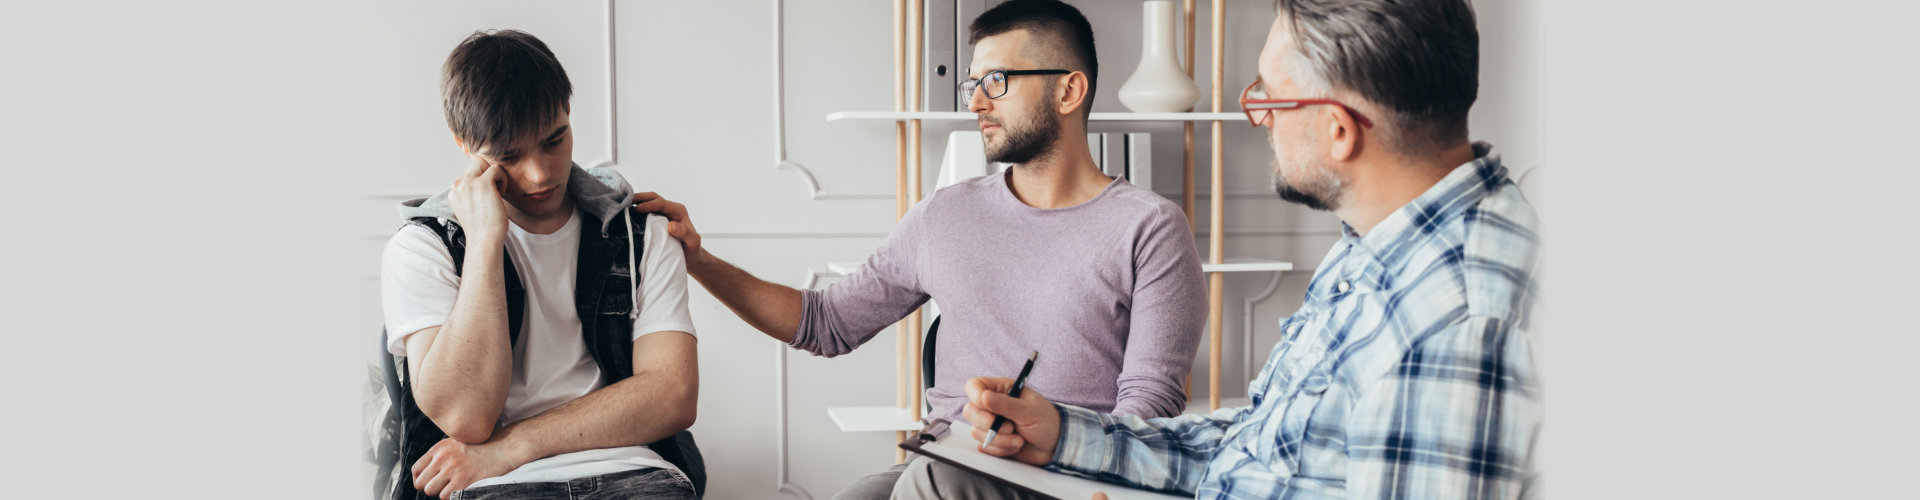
[1110,203,1208,418]
[789,200,934,357]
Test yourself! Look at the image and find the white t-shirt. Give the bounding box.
[380,209,697,487]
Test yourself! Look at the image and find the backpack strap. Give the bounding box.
[384,217,526,500]
[412,217,526,345]
[574,210,639,379]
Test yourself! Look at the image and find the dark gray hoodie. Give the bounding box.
[396,163,638,238]
[394,162,646,319]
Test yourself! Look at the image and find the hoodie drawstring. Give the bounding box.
[625,209,640,320]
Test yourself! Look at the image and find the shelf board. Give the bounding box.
[826,261,862,276]
[828,258,1287,276]
[1202,258,1293,273]
[827,111,1244,123]
[1183,396,1254,416]
[828,406,923,432]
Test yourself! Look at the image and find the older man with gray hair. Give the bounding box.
[940,0,1542,498]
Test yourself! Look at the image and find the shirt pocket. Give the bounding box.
[1292,370,1351,485]
[1259,312,1319,399]
[1259,364,1334,475]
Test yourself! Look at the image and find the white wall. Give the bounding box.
[362,1,1540,498]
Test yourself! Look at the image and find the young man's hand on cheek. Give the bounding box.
[449,155,511,245]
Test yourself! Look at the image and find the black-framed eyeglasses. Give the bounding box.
[959,69,1070,107]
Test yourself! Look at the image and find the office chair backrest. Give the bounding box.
[921,316,940,411]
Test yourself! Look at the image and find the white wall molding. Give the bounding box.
[772,338,814,500]
[366,229,1334,240]
[705,232,891,239]
[1156,190,1285,199]
[771,0,891,203]
[768,2,819,496]
[585,0,618,170]
[1241,271,1289,384]
[1192,230,1343,238]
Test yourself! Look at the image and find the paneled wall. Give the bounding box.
[362,1,1539,498]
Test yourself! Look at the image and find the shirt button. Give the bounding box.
[1337,281,1351,293]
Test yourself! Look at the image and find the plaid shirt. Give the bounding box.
[1046,143,1541,499]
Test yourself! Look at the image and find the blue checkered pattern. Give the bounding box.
[1045,143,1541,499]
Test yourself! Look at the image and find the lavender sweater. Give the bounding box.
[791,168,1207,423]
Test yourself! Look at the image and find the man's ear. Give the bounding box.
[452,135,472,158]
[1327,105,1362,161]
[1056,71,1090,116]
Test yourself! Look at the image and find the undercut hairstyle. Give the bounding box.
[440,29,573,156]
[968,0,1099,119]
[1273,0,1478,153]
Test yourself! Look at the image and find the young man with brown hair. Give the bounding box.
[381,29,700,500]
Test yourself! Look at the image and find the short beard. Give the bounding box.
[984,93,1061,165]
[1269,134,1344,211]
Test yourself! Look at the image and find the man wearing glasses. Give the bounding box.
[633,1,1206,498]
[947,0,1543,499]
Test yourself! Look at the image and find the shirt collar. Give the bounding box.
[1339,142,1506,267]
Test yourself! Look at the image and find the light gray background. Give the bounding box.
[351,1,1538,497]
[2,0,1914,498]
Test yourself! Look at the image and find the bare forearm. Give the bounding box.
[685,248,803,342]
[491,359,698,464]
[413,244,514,442]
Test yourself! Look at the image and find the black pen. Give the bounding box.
[982,350,1039,449]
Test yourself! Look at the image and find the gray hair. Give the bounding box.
[1272,0,1479,153]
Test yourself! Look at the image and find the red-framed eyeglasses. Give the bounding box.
[1239,77,1374,129]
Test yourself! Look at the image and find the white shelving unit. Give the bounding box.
[825,261,862,276]
[827,111,1244,122]
[830,257,1287,277]
[1202,258,1293,274]
[1184,397,1253,416]
[828,406,924,432]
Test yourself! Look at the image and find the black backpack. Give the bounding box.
[367,215,705,499]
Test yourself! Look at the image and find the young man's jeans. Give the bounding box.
[832,456,915,500]
[833,454,1047,500]
[450,468,694,500]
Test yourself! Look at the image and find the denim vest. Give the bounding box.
[381,212,704,499]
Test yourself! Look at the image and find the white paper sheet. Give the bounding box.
[906,421,1190,500]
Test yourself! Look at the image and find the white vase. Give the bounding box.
[1117,1,1199,113]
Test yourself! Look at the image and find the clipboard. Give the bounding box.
[898,419,1189,500]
